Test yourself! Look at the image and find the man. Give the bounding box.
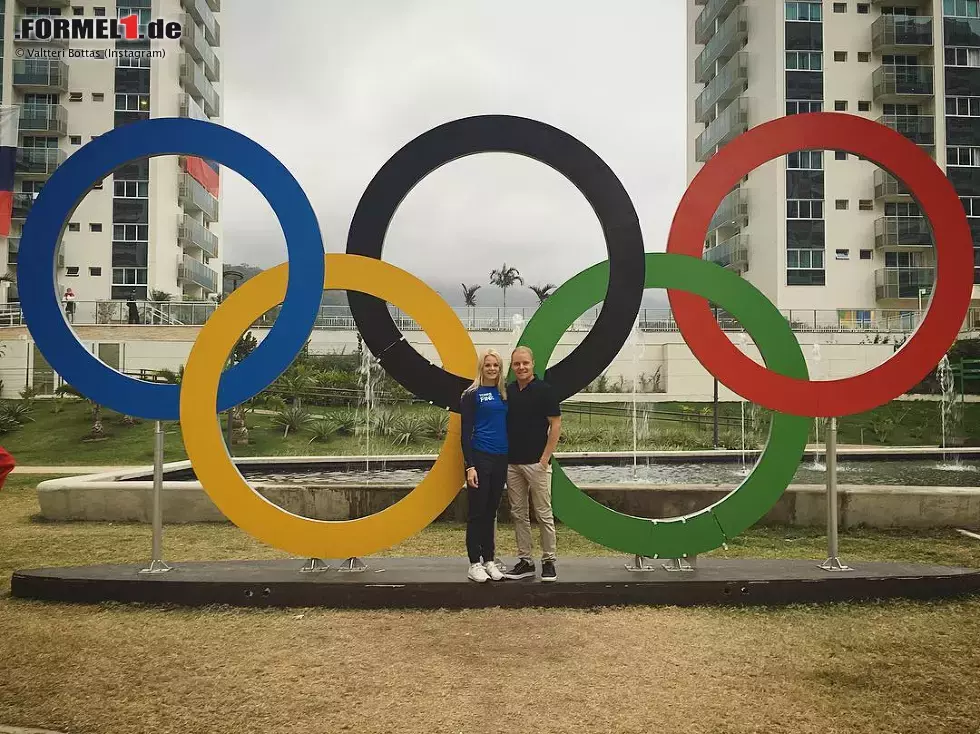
[502,345,562,582]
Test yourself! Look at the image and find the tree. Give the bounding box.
[461,284,480,329]
[529,283,556,304]
[489,264,523,310]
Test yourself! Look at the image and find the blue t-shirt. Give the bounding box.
[471,386,508,456]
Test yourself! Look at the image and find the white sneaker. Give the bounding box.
[468,563,489,583]
[483,561,505,581]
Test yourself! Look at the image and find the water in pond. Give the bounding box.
[240,459,980,487]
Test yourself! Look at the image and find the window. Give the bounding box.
[833,3,847,11]
[115,93,149,112]
[93,180,104,190]
[857,3,870,13]
[947,146,980,166]
[69,92,83,102]
[945,47,980,68]
[787,248,826,286]
[885,251,918,268]
[836,151,848,160]
[72,6,83,15]
[787,100,823,115]
[834,51,848,62]
[69,135,81,145]
[885,202,921,217]
[112,267,147,285]
[786,1,823,20]
[835,100,848,111]
[858,100,870,111]
[882,54,919,66]
[118,52,150,68]
[113,181,149,199]
[946,96,980,116]
[90,223,102,232]
[90,267,102,277]
[960,196,980,216]
[859,200,874,210]
[943,0,980,18]
[883,103,920,116]
[881,6,920,15]
[112,224,149,241]
[860,249,873,259]
[787,150,824,169]
[787,199,824,219]
[66,267,80,276]
[68,222,80,232]
[92,92,105,102]
[836,199,849,210]
[858,52,870,62]
[786,51,823,70]
[93,6,106,15]
[836,249,850,259]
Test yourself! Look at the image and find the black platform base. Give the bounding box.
[11,558,980,609]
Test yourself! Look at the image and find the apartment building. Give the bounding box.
[688,0,980,324]
[0,0,222,307]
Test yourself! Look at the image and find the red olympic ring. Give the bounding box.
[666,113,974,418]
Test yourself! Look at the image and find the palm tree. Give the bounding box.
[529,283,556,304]
[461,284,480,329]
[489,264,523,310]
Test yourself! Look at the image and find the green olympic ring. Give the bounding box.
[516,252,811,559]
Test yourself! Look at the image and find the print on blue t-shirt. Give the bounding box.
[472,386,508,456]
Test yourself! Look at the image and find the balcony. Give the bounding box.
[179,93,208,121]
[876,114,935,150]
[16,0,71,6]
[695,52,748,125]
[872,64,934,101]
[12,59,69,91]
[708,187,748,232]
[180,53,220,117]
[874,216,933,249]
[178,254,219,293]
[181,0,220,46]
[873,170,911,200]
[694,5,748,84]
[875,267,935,301]
[19,104,67,136]
[871,15,932,54]
[694,0,741,45]
[7,239,64,267]
[11,193,36,220]
[704,234,749,274]
[695,98,748,162]
[178,214,219,258]
[14,14,70,46]
[179,14,220,82]
[17,147,66,176]
[179,173,219,221]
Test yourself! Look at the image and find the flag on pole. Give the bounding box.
[0,106,19,238]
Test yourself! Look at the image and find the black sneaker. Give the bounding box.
[541,561,557,582]
[502,559,535,580]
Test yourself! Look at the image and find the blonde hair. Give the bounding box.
[465,348,508,400]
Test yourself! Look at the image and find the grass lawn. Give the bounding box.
[1,473,980,734]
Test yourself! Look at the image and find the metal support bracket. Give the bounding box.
[299,558,331,573]
[337,557,368,573]
[662,556,697,573]
[139,559,173,575]
[624,555,659,572]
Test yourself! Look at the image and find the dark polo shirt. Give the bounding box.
[506,377,561,464]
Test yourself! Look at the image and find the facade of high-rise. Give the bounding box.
[688,0,980,324]
[0,0,222,307]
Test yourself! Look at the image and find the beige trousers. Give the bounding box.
[506,463,557,562]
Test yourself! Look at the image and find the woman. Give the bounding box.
[459,348,509,582]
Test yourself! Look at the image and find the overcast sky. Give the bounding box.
[219,1,687,304]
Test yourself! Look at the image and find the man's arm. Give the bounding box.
[539,415,562,467]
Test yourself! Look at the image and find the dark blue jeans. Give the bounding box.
[466,450,507,564]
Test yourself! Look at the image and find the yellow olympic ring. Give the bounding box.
[179,254,477,558]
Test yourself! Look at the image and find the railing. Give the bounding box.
[875,267,936,300]
[695,51,748,124]
[11,193,36,220]
[181,0,220,46]
[19,103,67,135]
[179,13,219,82]
[178,255,220,293]
[704,234,749,272]
[694,0,741,45]
[178,173,219,221]
[12,59,69,90]
[694,5,747,83]
[4,300,978,336]
[873,170,910,199]
[178,214,219,258]
[179,92,208,121]
[695,97,748,162]
[179,53,220,117]
[876,114,935,146]
[871,15,932,51]
[708,188,748,231]
[17,147,66,176]
[872,64,934,99]
[874,216,933,249]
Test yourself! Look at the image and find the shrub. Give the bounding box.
[271,405,313,438]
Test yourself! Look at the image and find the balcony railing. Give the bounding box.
[17,147,66,176]
[180,53,220,117]
[179,172,219,221]
[11,193,36,220]
[694,5,748,83]
[12,59,69,91]
[8,238,64,267]
[694,0,741,45]
[695,51,748,125]
[179,92,208,121]
[179,14,219,82]
[181,0,220,46]
[872,64,934,100]
[874,216,933,249]
[876,114,935,147]
[178,254,220,293]
[708,187,748,231]
[871,15,932,52]
[178,214,219,258]
[19,103,67,135]
[695,98,748,162]
[873,170,911,200]
[875,267,935,300]
[704,234,749,273]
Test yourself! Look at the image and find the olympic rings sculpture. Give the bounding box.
[17,112,975,560]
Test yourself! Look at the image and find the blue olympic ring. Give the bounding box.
[17,118,326,420]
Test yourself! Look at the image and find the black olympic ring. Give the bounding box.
[345,114,646,412]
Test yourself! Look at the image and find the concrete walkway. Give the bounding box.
[11,465,143,475]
